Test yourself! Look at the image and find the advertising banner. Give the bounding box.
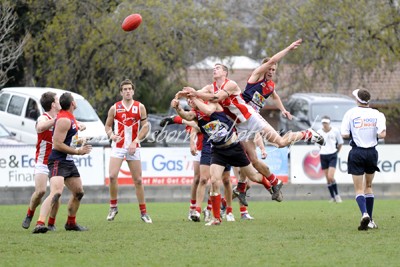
[105,146,289,186]
[290,144,400,184]
[0,146,104,187]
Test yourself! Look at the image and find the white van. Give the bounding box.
[0,87,109,146]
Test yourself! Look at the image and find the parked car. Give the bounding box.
[0,123,26,145]
[279,93,357,133]
[142,99,191,147]
[0,87,109,146]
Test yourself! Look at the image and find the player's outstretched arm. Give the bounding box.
[249,39,302,82]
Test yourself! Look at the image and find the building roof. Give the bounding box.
[189,56,260,70]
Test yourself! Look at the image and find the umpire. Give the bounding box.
[341,88,386,231]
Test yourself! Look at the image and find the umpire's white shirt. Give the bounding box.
[317,127,343,154]
[341,107,386,148]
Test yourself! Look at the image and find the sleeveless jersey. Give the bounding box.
[113,100,141,149]
[214,79,254,124]
[49,110,79,161]
[242,79,275,112]
[35,113,53,165]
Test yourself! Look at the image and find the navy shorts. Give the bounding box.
[320,152,338,170]
[347,147,380,175]
[48,160,80,179]
[211,142,250,168]
[201,148,231,171]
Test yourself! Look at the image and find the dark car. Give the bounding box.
[280,93,357,133]
[0,123,26,145]
[142,99,191,147]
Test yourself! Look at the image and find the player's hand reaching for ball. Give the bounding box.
[171,99,180,109]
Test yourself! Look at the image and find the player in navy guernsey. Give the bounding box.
[341,89,386,231]
[32,92,92,234]
[172,95,281,226]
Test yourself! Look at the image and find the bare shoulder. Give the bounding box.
[226,80,241,93]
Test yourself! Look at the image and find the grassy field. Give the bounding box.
[1,199,399,267]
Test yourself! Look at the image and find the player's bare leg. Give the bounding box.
[128,160,152,223]
[107,157,124,221]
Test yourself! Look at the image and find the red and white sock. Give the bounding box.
[139,203,147,215]
[240,206,248,216]
[210,194,221,221]
[189,199,196,211]
[265,174,278,186]
[110,199,118,208]
[207,198,212,211]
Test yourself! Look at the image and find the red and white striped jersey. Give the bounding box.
[213,79,254,124]
[113,100,141,149]
[35,113,53,165]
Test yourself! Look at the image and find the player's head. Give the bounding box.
[120,79,135,99]
[321,116,331,128]
[261,57,277,80]
[213,63,228,79]
[40,91,59,112]
[59,92,76,111]
[352,88,370,105]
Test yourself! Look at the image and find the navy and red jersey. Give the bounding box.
[242,79,275,112]
[49,110,79,161]
[197,110,235,147]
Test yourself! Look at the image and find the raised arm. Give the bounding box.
[171,98,197,121]
[249,39,302,83]
[36,115,55,133]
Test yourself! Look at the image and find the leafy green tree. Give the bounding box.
[254,0,400,93]
[23,0,247,120]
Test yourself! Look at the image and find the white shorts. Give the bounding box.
[34,163,49,175]
[235,112,270,141]
[192,150,202,162]
[110,147,141,161]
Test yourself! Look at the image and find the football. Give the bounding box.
[121,14,142,32]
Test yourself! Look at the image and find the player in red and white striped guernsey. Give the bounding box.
[22,92,61,231]
[184,62,324,203]
[105,79,152,223]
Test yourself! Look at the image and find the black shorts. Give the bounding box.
[201,149,231,172]
[347,147,380,175]
[320,152,338,170]
[48,160,80,179]
[211,142,250,168]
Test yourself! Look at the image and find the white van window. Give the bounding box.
[73,99,100,122]
[7,95,25,116]
[0,93,10,111]
[25,98,40,120]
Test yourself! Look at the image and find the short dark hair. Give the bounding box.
[215,63,229,77]
[119,79,135,92]
[59,92,74,110]
[40,92,56,112]
[358,89,371,103]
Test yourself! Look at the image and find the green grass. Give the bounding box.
[2,200,399,267]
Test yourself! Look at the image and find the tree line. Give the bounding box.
[2,0,399,121]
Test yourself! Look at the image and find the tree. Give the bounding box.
[22,0,247,120]
[0,3,28,87]
[253,0,400,94]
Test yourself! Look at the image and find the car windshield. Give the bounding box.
[0,125,11,138]
[311,103,356,122]
[73,99,99,122]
